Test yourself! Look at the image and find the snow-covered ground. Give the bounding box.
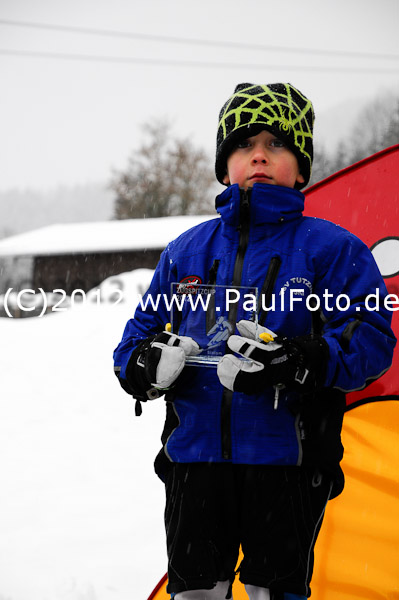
[0,270,168,600]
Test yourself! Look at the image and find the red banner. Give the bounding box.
[305,145,399,406]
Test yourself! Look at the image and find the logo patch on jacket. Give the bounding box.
[179,275,203,285]
[281,276,312,295]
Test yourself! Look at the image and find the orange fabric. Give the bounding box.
[311,401,399,600]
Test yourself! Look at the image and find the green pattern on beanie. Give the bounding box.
[215,83,315,188]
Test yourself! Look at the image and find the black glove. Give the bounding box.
[125,331,200,402]
[217,320,329,394]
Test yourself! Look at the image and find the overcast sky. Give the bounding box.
[1,0,398,192]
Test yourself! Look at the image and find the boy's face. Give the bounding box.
[223,129,305,190]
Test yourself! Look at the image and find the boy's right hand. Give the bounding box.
[126,331,200,401]
[217,320,328,394]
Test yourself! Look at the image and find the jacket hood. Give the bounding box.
[215,183,305,228]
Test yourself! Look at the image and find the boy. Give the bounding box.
[113,83,396,600]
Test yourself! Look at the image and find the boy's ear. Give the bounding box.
[296,173,305,185]
[222,173,230,185]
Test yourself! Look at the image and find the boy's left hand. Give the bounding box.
[217,320,329,394]
[126,331,200,401]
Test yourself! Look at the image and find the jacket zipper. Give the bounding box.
[258,256,282,326]
[206,259,220,333]
[221,188,251,460]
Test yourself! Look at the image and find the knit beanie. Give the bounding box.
[215,83,315,189]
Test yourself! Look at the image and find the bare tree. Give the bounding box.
[111,120,217,219]
[347,93,399,164]
[309,91,399,186]
[308,143,335,186]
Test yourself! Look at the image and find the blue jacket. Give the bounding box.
[114,183,395,489]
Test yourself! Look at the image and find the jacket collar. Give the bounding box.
[215,183,304,227]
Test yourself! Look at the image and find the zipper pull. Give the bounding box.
[208,259,220,285]
[239,188,251,225]
[242,187,250,205]
[273,383,285,410]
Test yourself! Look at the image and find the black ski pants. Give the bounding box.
[164,463,333,597]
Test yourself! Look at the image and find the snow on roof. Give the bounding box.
[0,214,217,257]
